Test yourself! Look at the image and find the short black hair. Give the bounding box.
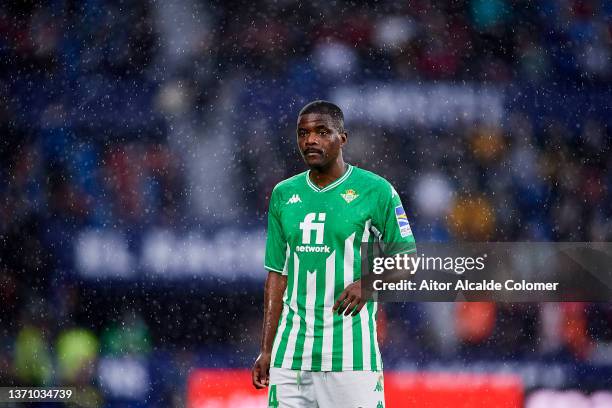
[298,100,345,132]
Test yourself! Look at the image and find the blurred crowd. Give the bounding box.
[1,0,611,404]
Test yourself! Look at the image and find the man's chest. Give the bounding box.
[278,188,375,246]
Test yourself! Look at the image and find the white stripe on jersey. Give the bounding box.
[271,305,288,361]
[342,232,356,369]
[373,301,383,370]
[320,250,336,371]
[282,243,290,275]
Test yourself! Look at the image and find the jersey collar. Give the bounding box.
[306,164,353,193]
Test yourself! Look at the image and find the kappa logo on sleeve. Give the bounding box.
[395,205,413,237]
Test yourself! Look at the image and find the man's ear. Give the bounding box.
[340,131,348,146]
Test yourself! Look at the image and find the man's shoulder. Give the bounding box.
[351,166,394,191]
[272,171,308,194]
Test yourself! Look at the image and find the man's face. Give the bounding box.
[297,113,346,169]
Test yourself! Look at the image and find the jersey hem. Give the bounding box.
[265,265,285,274]
[271,363,383,372]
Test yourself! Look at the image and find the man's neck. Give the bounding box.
[308,159,347,189]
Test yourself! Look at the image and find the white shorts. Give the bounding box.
[268,367,385,408]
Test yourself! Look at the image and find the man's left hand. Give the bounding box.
[333,280,367,316]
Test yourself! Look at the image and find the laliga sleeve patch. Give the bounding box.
[395,205,413,237]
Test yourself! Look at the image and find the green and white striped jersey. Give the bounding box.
[264,164,416,372]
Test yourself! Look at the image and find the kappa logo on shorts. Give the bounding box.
[374,376,383,392]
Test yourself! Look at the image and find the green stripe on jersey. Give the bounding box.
[310,260,326,370]
[351,233,364,370]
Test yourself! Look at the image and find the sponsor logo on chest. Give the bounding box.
[296,212,330,253]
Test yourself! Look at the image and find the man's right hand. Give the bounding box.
[254,272,286,389]
[252,352,271,389]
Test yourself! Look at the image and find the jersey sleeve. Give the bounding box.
[375,183,416,256]
[264,187,288,275]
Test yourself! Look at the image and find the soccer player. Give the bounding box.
[252,100,416,407]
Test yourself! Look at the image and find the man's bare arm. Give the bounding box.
[252,271,287,389]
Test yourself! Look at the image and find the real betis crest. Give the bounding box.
[341,189,358,203]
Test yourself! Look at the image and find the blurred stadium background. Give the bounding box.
[1,0,611,407]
